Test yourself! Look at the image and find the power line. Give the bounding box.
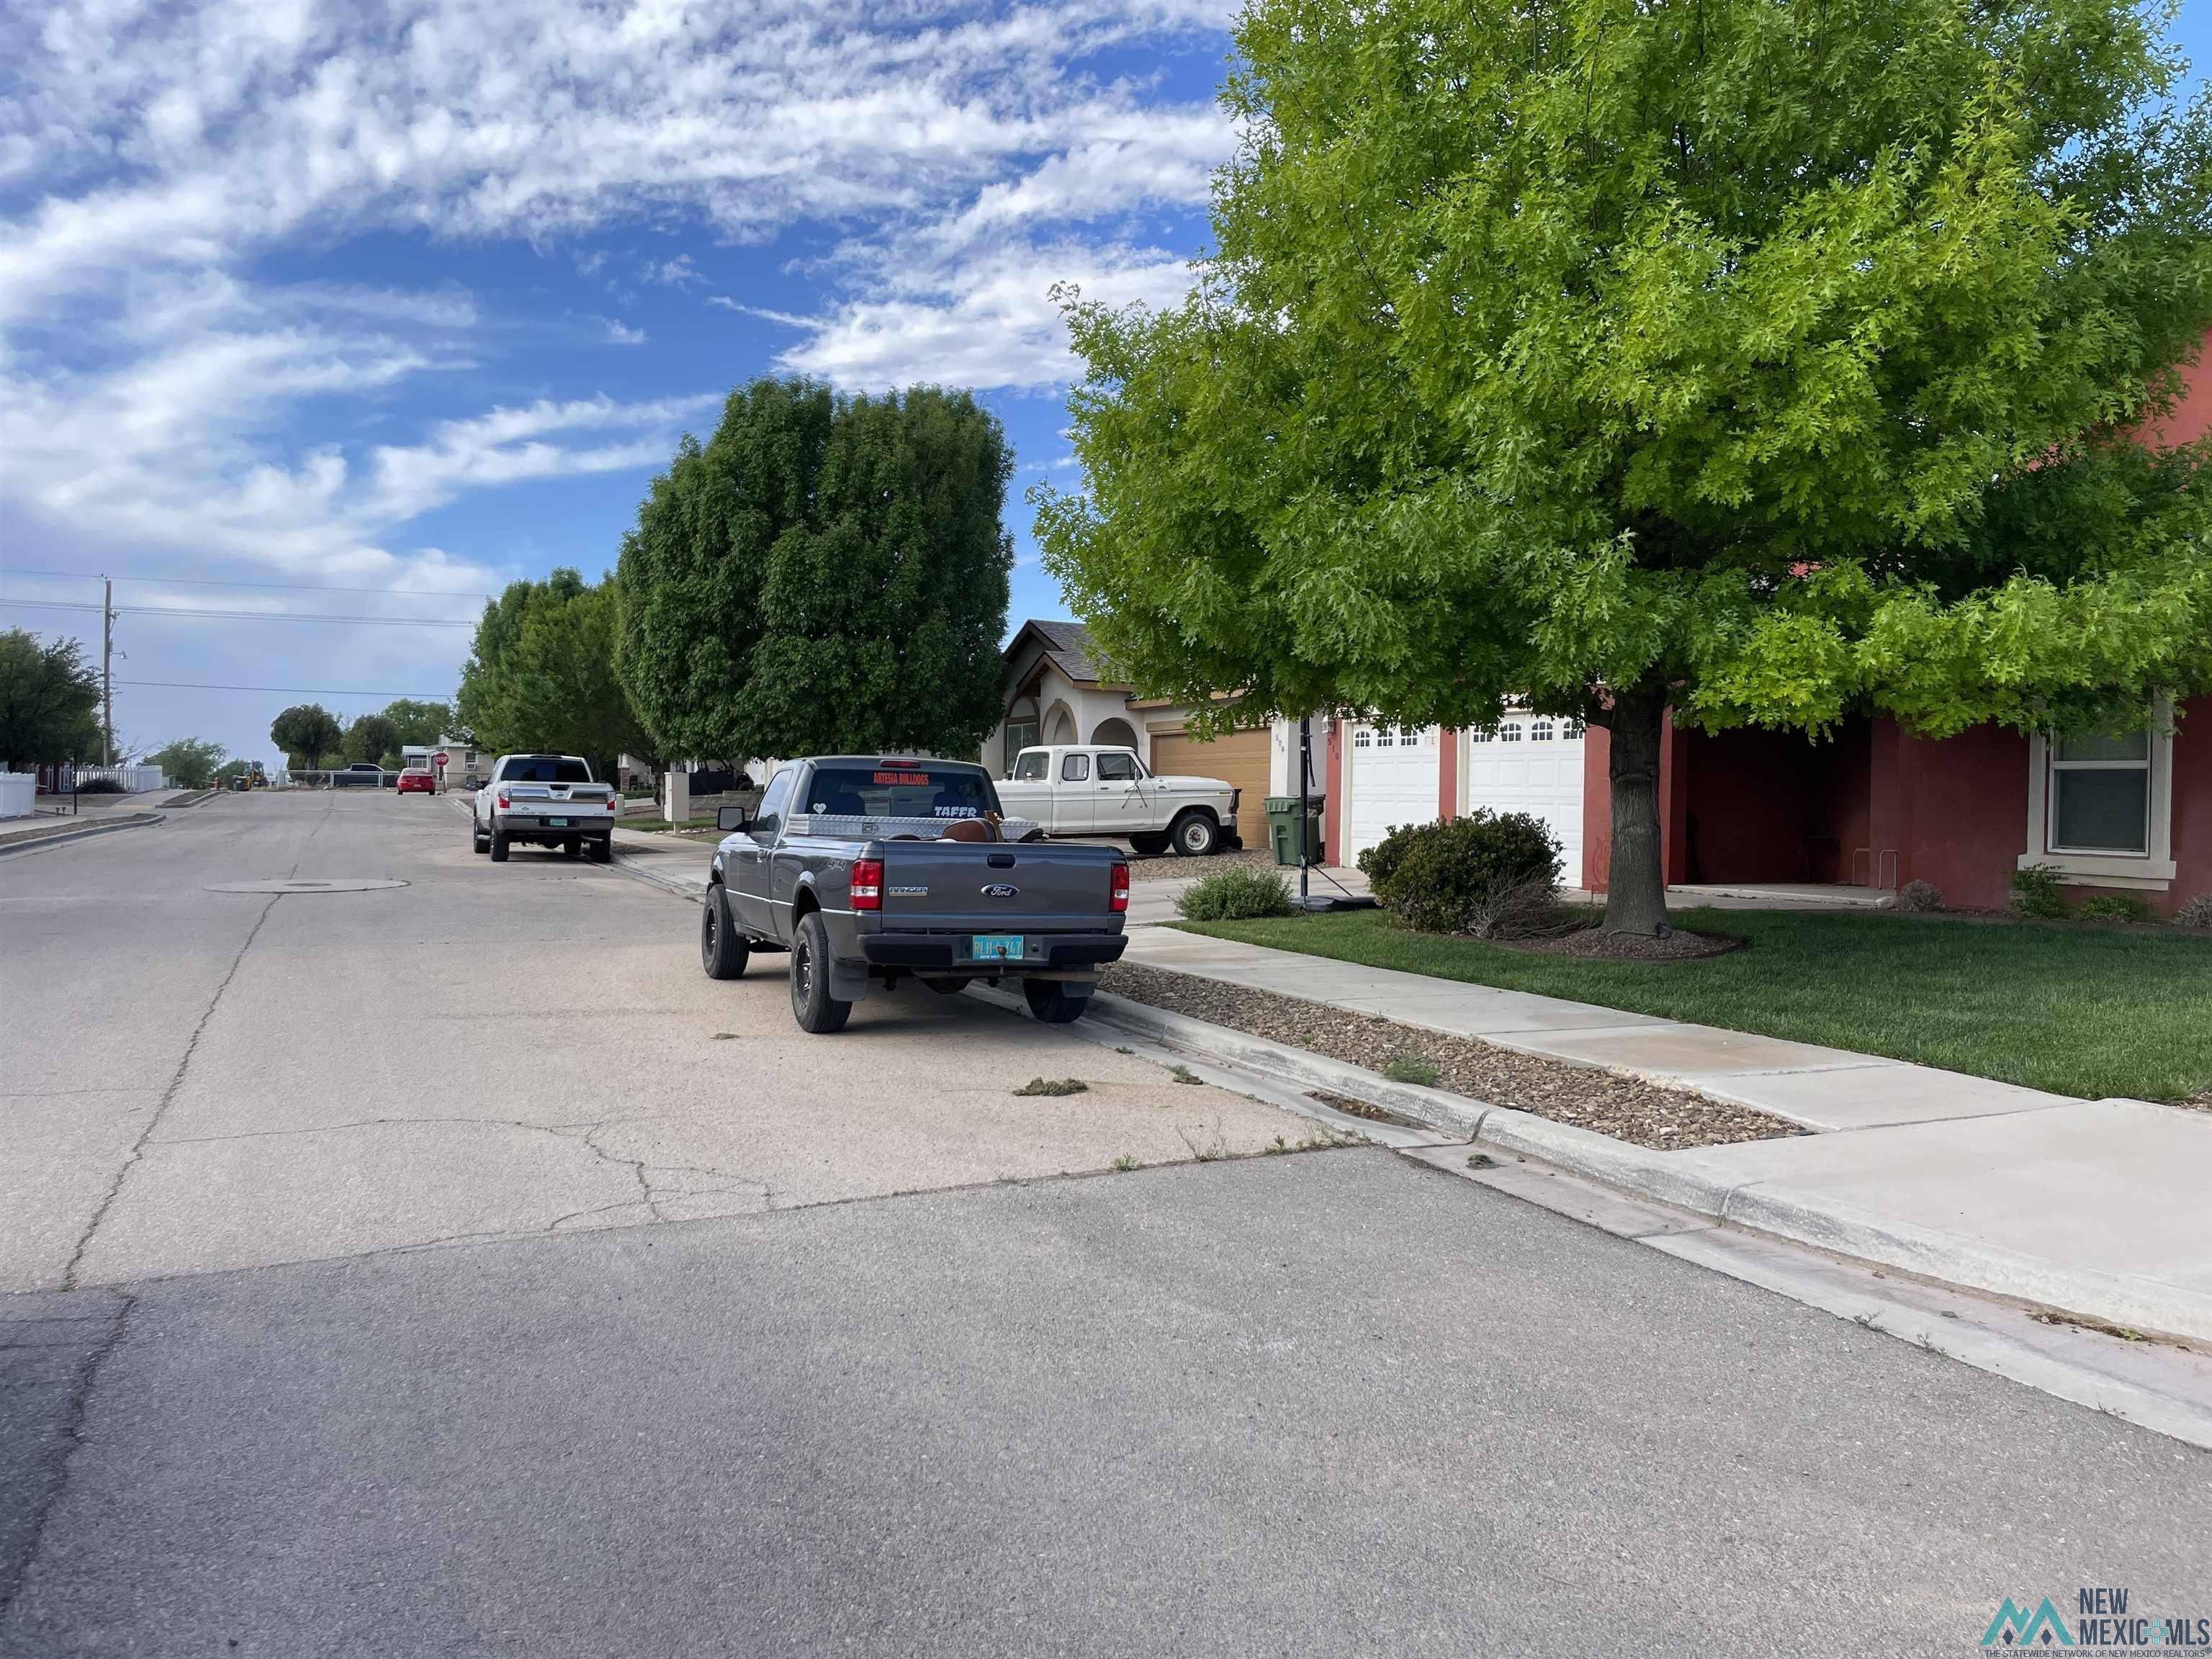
[115,679,458,698]
[0,598,476,627]
[0,565,498,601]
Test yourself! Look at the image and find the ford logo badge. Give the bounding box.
[981,883,1020,899]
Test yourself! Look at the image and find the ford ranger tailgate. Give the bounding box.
[878,842,1121,929]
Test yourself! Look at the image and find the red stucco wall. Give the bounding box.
[2167,701,2212,910]
[1324,718,1344,865]
[1438,728,1459,822]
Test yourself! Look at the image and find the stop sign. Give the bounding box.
[433,750,449,766]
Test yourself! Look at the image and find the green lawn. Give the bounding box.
[1176,908,2212,1102]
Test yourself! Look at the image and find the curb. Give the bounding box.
[610,850,707,903]
[0,811,166,859]
[1085,986,2212,1346]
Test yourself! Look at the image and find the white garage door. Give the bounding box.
[1346,724,1441,861]
[1465,714,1585,877]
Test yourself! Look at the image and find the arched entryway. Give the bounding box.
[1090,716,1138,754]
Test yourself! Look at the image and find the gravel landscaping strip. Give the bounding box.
[1097,961,1804,1150]
[1126,845,1276,882]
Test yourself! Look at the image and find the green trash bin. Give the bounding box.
[1263,795,1325,867]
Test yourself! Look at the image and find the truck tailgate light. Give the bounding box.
[1110,862,1130,912]
[495,791,509,809]
[852,858,884,909]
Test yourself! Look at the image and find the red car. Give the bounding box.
[397,767,436,795]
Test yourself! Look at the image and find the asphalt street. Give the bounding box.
[3,791,2208,1656]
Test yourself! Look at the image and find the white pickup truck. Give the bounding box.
[471,753,620,863]
[994,745,1242,857]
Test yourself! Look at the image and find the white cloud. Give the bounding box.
[0,0,1244,755]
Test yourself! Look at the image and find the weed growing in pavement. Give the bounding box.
[1166,1064,1203,1085]
[1382,1056,1439,1086]
[711,1032,739,1040]
[1111,1154,1141,1172]
[1115,1046,1135,1054]
[1014,1077,1089,1097]
[1178,1120,1232,1161]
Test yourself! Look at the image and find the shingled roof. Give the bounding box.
[1006,619,1116,687]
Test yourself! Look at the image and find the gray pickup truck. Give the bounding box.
[698,755,1131,1033]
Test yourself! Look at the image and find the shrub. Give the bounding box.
[2078,892,2152,925]
[2176,894,2212,931]
[2008,863,2066,920]
[1358,811,1563,935]
[1899,879,1944,913]
[1177,865,1294,922]
[73,777,127,794]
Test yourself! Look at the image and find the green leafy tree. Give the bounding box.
[342,714,401,768]
[619,378,1014,763]
[0,629,104,771]
[458,572,649,782]
[148,737,228,789]
[269,703,343,770]
[379,699,455,749]
[1036,0,2212,932]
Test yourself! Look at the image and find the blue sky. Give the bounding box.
[0,0,1239,760]
[1,0,2207,763]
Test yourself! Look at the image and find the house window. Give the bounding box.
[2049,728,2150,855]
[1004,719,1039,775]
[2021,707,2177,890]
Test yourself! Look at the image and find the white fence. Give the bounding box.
[0,773,35,820]
[50,764,167,793]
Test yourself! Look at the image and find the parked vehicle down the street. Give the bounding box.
[397,766,436,795]
[471,753,619,863]
[332,763,387,789]
[994,744,1242,857]
[701,755,1130,1033]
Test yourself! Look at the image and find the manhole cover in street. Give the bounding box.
[203,878,409,894]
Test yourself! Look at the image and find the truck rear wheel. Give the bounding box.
[701,886,749,980]
[490,830,510,863]
[788,912,852,1033]
[1168,809,1220,857]
[1129,832,1170,856]
[1022,979,1092,1025]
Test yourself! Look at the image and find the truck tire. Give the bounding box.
[701,886,749,980]
[1022,979,1092,1025]
[1129,832,1170,856]
[490,830,510,863]
[788,912,852,1033]
[1168,809,1220,857]
[472,817,489,854]
[561,839,581,858]
[922,977,974,996]
[589,835,613,864]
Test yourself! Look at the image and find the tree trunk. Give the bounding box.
[1604,688,1670,935]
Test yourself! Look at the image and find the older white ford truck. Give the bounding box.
[994,745,1241,857]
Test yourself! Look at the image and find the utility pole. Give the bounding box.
[101,575,114,767]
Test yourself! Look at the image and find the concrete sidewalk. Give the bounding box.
[1118,928,2212,1345]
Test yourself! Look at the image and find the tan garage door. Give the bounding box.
[1149,727,1271,845]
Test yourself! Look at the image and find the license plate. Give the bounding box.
[543,817,570,828]
[969,933,1025,961]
